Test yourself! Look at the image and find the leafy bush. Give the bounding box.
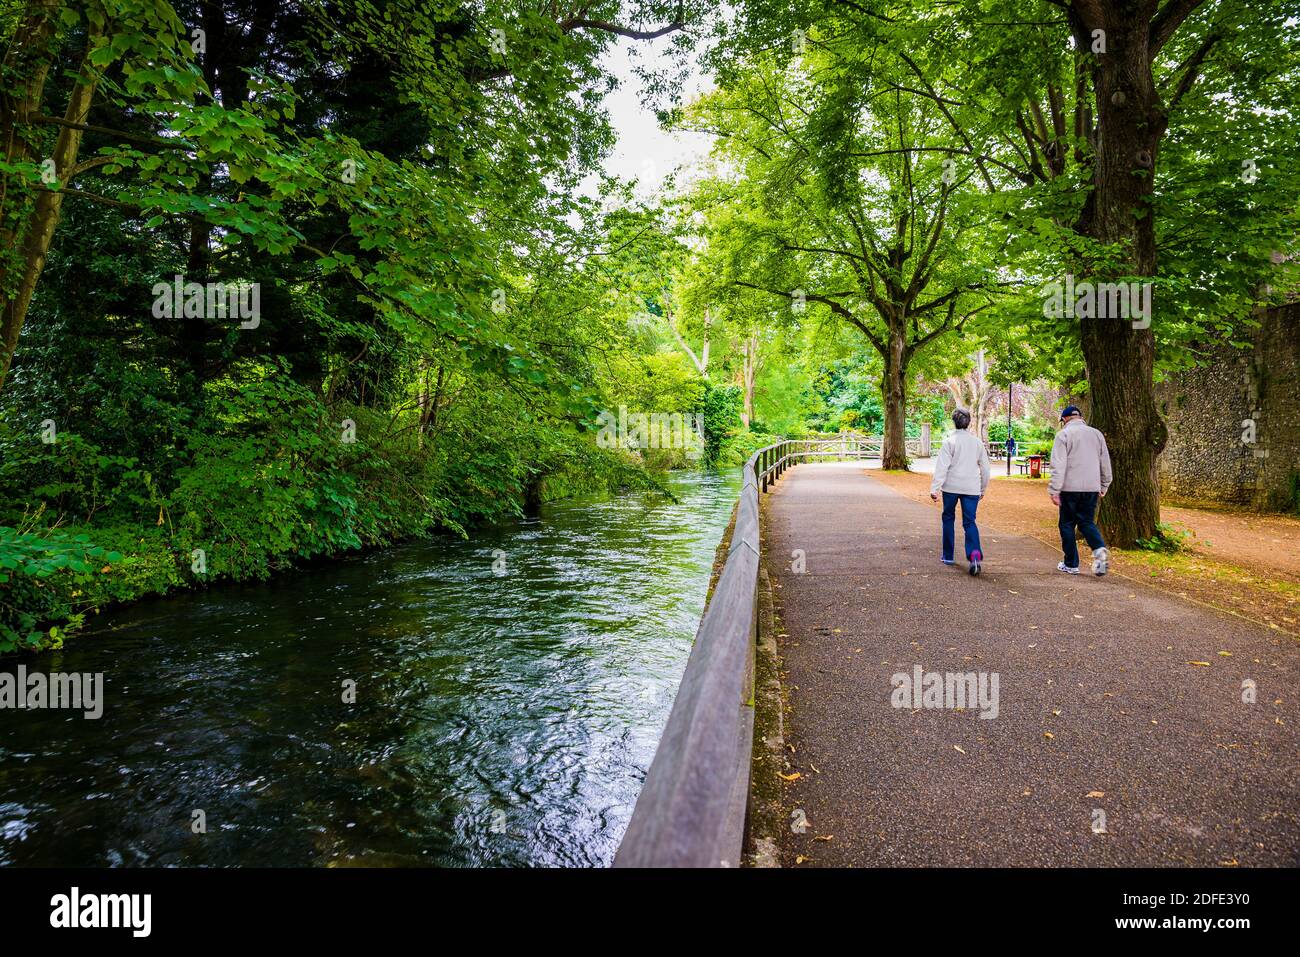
[1136,522,1191,553]
[699,383,743,466]
[989,419,1058,445]
[0,527,124,653]
[718,426,774,468]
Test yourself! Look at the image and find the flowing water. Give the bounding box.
[0,470,741,867]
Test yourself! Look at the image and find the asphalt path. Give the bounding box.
[764,463,1298,866]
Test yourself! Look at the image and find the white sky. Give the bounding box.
[589,35,716,198]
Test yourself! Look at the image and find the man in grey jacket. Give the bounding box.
[1047,405,1112,576]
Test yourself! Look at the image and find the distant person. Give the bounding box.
[1048,405,1112,576]
[1006,435,1017,458]
[929,408,991,576]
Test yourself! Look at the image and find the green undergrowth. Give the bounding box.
[0,374,657,655]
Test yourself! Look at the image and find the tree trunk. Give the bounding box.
[523,475,544,517]
[666,307,710,378]
[700,309,711,375]
[0,72,100,391]
[1071,3,1169,546]
[945,348,992,442]
[0,0,61,391]
[739,333,758,427]
[880,330,909,470]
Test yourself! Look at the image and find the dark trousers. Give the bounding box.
[1058,491,1106,567]
[941,492,982,562]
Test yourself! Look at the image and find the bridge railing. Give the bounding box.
[614,437,869,868]
[747,434,934,461]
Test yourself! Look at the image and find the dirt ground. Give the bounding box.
[871,469,1300,638]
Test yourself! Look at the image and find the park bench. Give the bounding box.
[1015,456,1050,476]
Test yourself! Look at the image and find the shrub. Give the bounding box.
[0,527,124,653]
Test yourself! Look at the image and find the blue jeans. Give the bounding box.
[1058,491,1106,567]
[941,492,983,562]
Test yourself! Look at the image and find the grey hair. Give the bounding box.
[952,408,971,430]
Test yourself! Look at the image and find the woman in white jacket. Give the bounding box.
[928,409,991,576]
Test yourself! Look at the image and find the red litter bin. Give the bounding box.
[1028,455,1043,478]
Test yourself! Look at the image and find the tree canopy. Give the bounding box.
[1,0,1297,650]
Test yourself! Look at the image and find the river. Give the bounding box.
[0,469,741,867]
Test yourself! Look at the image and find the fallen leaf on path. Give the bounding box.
[814,835,833,842]
[795,855,811,864]
[1086,790,1105,798]
[1188,661,1212,667]
[1217,651,1232,657]
[954,745,966,754]
[778,772,802,781]
[1043,732,1055,739]
[1051,709,1062,716]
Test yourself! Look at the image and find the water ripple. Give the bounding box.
[0,470,740,867]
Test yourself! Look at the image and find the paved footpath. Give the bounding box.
[763,463,1298,866]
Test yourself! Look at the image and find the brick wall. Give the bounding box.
[1156,303,1300,511]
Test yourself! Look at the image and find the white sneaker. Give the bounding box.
[1057,562,1080,575]
[1092,547,1110,577]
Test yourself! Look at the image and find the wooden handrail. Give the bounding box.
[614,437,867,867]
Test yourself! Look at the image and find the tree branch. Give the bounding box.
[30,115,191,151]
[1166,31,1219,113]
[735,280,886,353]
[560,6,685,41]
[1150,0,1206,58]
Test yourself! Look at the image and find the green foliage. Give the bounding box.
[0,526,124,653]
[807,362,883,434]
[989,419,1055,445]
[699,383,743,465]
[718,426,773,468]
[6,0,1300,650]
[0,2,729,652]
[1135,522,1191,554]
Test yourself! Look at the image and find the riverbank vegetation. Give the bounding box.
[3,0,1298,651]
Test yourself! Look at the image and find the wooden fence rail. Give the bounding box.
[614,436,878,867]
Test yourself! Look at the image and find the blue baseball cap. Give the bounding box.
[1059,405,1082,420]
